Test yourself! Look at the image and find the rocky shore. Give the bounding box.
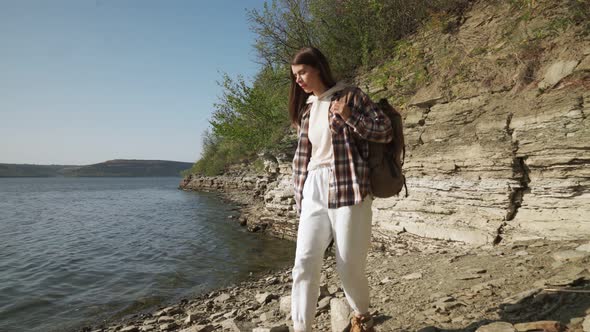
[81,233,589,332]
[79,1,590,331]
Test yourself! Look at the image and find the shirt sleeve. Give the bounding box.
[332,87,393,143]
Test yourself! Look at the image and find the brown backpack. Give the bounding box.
[368,98,408,198]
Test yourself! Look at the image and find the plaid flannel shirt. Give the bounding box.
[292,86,393,215]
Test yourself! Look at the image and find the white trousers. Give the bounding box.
[291,166,373,332]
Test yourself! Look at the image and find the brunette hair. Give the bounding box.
[288,47,336,128]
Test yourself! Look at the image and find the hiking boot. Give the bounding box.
[350,314,375,332]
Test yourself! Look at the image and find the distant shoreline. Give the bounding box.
[0,159,193,177]
[0,175,184,178]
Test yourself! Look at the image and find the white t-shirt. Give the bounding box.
[306,81,348,171]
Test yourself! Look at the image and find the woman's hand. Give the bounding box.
[330,99,351,121]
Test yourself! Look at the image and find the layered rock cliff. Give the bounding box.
[181,1,589,246]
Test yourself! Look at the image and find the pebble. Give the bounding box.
[328,284,340,294]
[260,310,274,321]
[252,325,289,332]
[552,250,588,263]
[317,296,331,311]
[513,321,566,332]
[158,322,177,331]
[456,273,482,280]
[467,268,487,274]
[224,309,237,318]
[435,300,464,311]
[120,326,139,332]
[220,318,240,332]
[179,325,215,332]
[279,295,291,314]
[402,272,423,280]
[576,242,590,253]
[330,298,351,332]
[214,293,231,303]
[209,311,224,321]
[256,292,273,304]
[476,322,516,332]
[185,313,199,323]
[380,276,392,284]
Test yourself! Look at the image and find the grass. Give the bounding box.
[367,40,430,106]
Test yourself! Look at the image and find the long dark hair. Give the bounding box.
[288,47,336,128]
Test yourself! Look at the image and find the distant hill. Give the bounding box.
[0,164,69,177]
[0,159,193,177]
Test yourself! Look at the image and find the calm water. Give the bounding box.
[0,177,295,332]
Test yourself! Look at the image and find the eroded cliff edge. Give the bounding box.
[180,1,590,246]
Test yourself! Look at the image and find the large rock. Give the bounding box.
[552,250,589,263]
[214,293,231,304]
[252,325,289,332]
[330,298,351,332]
[576,242,590,253]
[476,322,515,332]
[513,321,566,332]
[179,326,215,332]
[220,318,241,332]
[538,60,580,89]
[279,295,291,315]
[255,292,274,304]
[120,326,139,332]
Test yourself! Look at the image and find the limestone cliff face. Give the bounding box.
[181,1,590,245]
[370,1,590,244]
[380,87,588,244]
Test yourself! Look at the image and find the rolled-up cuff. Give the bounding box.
[344,109,362,129]
[329,112,346,133]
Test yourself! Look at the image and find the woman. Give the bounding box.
[289,46,393,332]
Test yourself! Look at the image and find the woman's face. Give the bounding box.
[291,64,324,95]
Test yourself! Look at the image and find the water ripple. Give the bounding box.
[0,177,295,332]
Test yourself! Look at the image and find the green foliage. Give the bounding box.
[248,0,472,77]
[252,158,266,174]
[246,0,316,68]
[187,0,478,176]
[210,67,289,151]
[367,40,430,105]
[189,66,290,176]
[509,0,536,10]
[188,129,248,176]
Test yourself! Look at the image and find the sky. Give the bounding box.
[0,0,267,165]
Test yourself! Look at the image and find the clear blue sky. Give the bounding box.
[0,0,266,165]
